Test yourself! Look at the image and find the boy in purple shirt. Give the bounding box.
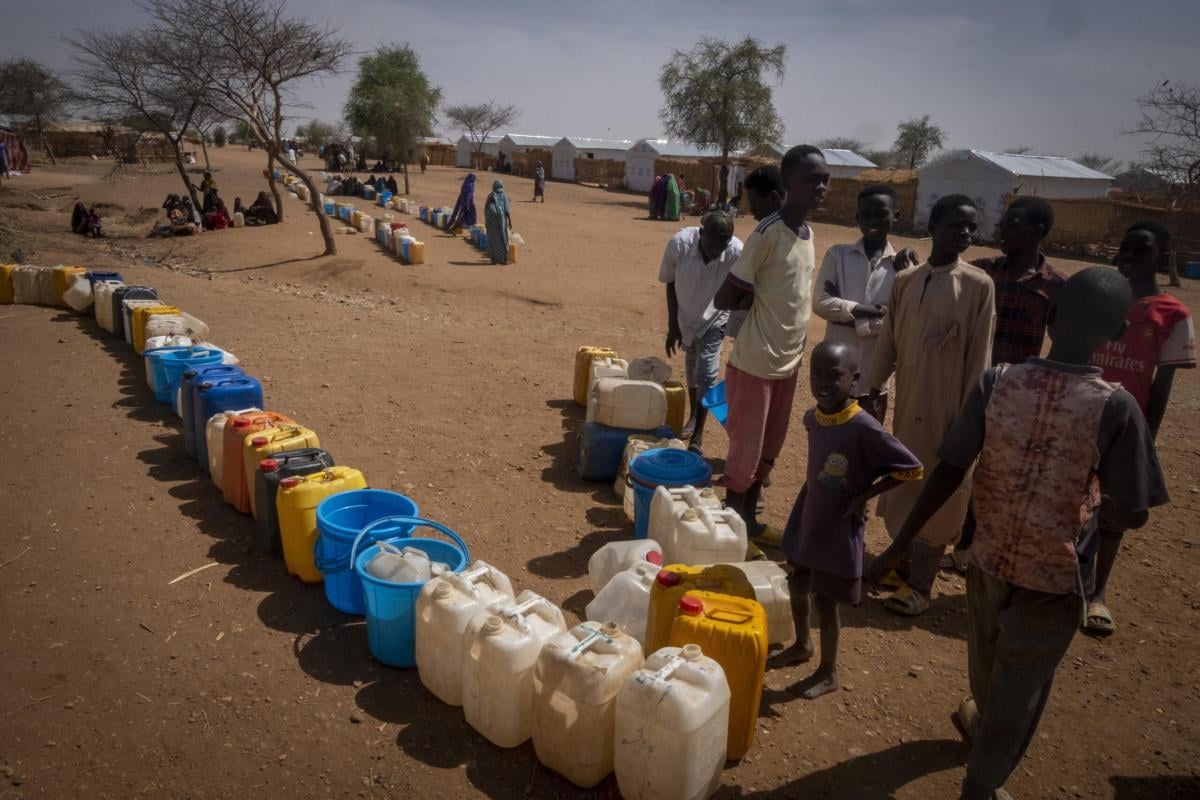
[770,340,922,698]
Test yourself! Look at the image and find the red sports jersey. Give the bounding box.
[1090,293,1195,414]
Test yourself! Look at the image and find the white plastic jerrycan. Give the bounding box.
[588,356,629,402]
[205,408,260,486]
[588,539,663,594]
[627,356,672,384]
[416,561,516,707]
[462,590,567,748]
[532,621,645,788]
[669,506,747,567]
[366,543,431,582]
[719,562,795,647]
[587,377,668,430]
[585,561,659,647]
[648,485,722,555]
[614,644,730,800]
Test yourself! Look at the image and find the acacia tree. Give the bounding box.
[816,137,867,153]
[344,45,441,195]
[659,36,786,203]
[301,119,335,149]
[146,0,353,256]
[444,100,519,164]
[67,29,207,210]
[1129,80,1200,194]
[0,59,74,165]
[1076,152,1122,174]
[893,115,946,169]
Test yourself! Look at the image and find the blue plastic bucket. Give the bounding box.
[379,191,393,206]
[701,380,728,427]
[144,345,194,395]
[353,516,470,667]
[322,201,335,215]
[156,348,224,405]
[315,490,420,615]
[629,448,712,539]
[1186,262,1200,280]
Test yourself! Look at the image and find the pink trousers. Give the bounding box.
[724,364,798,493]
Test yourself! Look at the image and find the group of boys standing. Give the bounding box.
[655,145,1194,800]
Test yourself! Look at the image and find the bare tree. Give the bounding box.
[893,115,946,169]
[145,0,352,256]
[1128,80,1200,194]
[444,100,519,165]
[67,29,207,210]
[0,58,75,165]
[1075,152,1122,175]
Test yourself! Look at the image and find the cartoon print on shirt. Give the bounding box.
[817,453,850,493]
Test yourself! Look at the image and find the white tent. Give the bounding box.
[915,150,1114,238]
[455,134,503,168]
[624,139,727,192]
[497,134,560,163]
[552,137,633,181]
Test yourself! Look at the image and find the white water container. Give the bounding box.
[614,644,730,800]
[648,486,723,554]
[627,356,672,384]
[462,591,567,748]
[366,542,431,582]
[667,506,747,567]
[617,436,686,513]
[232,211,245,228]
[144,313,186,341]
[531,621,645,788]
[63,275,94,312]
[94,281,124,331]
[585,561,659,647]
[588,540,664,594]
[416,561,516,707]
[588,356,629,401]
[587,377,668,430]
[122,299,163,345]
[12,266,40,305]
[35,267,57,306]
[205,408,260,485]
[719,562,795,646]
[145,334,192,360]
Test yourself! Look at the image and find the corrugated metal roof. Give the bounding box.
[822,148,877,168]
[502,134,561,147]
[632,138,728,159]
[557,136,633,150]
[456,133,504,145]
[928,150,1114,180]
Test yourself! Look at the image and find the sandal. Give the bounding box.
[750,524,783,545]
[1082,600,1115,636]
[940,552,970,575]
[882,585,930,617]
[952,696,980,744]
[880,569,907,590]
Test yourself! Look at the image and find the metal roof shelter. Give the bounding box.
[624,138,734,192]
[455,133,504,167]
[552,136,633,181]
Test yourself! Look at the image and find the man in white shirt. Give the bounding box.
[660,210,743,454]
[814,185,917,420]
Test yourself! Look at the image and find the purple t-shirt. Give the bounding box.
[782,404,922,578]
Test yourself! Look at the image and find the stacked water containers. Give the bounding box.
[576,350,676,482]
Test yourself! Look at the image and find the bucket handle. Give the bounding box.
[316,515,468,575]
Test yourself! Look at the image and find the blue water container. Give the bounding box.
[314,490,420,615]
[180,365,245,455]
[85,271,123,286]
[322,200,335,215]
[379,191,393,207]
[420,207,428,222]
[1187,262,1200,280]
[629,448,713,539]
[478,230,488,250]
[576,421,675,483]
[362,185,376,200]
[338,206,350,222]
[400,239,411,263]
[156,348,223,405]
[700,380,729,428]
[193,375,263,468]
[145,345,194,394]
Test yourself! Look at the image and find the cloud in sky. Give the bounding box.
[6,0,1198,161]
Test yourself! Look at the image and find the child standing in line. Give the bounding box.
[1084,221,1194,635]
[867,267,1168,800]
[771,341,922,695]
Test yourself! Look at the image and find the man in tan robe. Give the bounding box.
[867,194,996,615]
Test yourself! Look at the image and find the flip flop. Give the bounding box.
[882,585,930,617]
[1082,600,1115,636]
[952,696,980,744]
[880,569,907,590]
[940,552,970,575]
[750,525,783,545]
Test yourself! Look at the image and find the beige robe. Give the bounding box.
[867,259,996,547]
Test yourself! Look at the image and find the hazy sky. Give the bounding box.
[7,0,1198,163]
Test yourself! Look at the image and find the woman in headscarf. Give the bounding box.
[447,173,477,231]
[386,174,399,195]
[484,179,513,265]
[649,174,667,220]
[246,191,279,226]
[204,196,231,230]
[664,174,682,221]
[533,162,546,203]
[71,202,103,237]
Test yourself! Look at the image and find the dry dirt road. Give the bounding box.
[1,148,1197,799]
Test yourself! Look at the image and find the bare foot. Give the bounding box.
[767,642,813,670]
[791,667,838,700]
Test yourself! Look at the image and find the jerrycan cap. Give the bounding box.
[483,616,504,635]
[279,477,302,490]
[601,622,621,637]
[251,436,269,447]
[432,583,453,600]
[678,595,704,616]
[681,643,703,661]
[699,487,716,498]
[681,509,699,522]
[234,418,252,428]
[259,459,279,472]
[645,550,663,566]
[656,569,682,588]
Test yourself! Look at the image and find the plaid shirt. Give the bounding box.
[972,255,1067,365]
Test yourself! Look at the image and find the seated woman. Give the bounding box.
[71,202,104,237]
[245,191,279,226]
[204,196,231,230]
[169,200,200,236]
[386,175,399,195]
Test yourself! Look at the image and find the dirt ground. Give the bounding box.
[1,147,1197,800]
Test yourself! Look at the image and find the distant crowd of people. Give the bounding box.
[325,173,399,198]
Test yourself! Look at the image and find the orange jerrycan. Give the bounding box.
[241,425,321,519]
[668,591,768,761]
[574,346,617,407]
[663,380,687,436]
[52,266,86,307]
[276,467,367,582]
[132,305,181,354]
[221,412,294,512]
[644,564,757,656]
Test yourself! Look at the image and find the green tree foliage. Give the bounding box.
[0,58,75,165]
[301,119,335,148]
[893,115,946,169]
[344,44,441,194]
[212,125,227,147]
[659,36,786,200]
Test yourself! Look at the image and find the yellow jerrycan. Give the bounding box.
[574,346,617,407]
[132,305,182,354]
[663,380,687,436]
[668,590,768,761]
[644,564,757,656]
[242,425,321,519]
[276,466,367,582]
[0,264,16,304]
[52,266,86,307]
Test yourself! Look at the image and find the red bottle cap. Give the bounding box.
[260,459,279,472]
[678,595,704,616]
[234,418,251,428]
[251,436,269,446]
[656,569,681,588]
[279,477,302,490]
[646,550,663,566]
